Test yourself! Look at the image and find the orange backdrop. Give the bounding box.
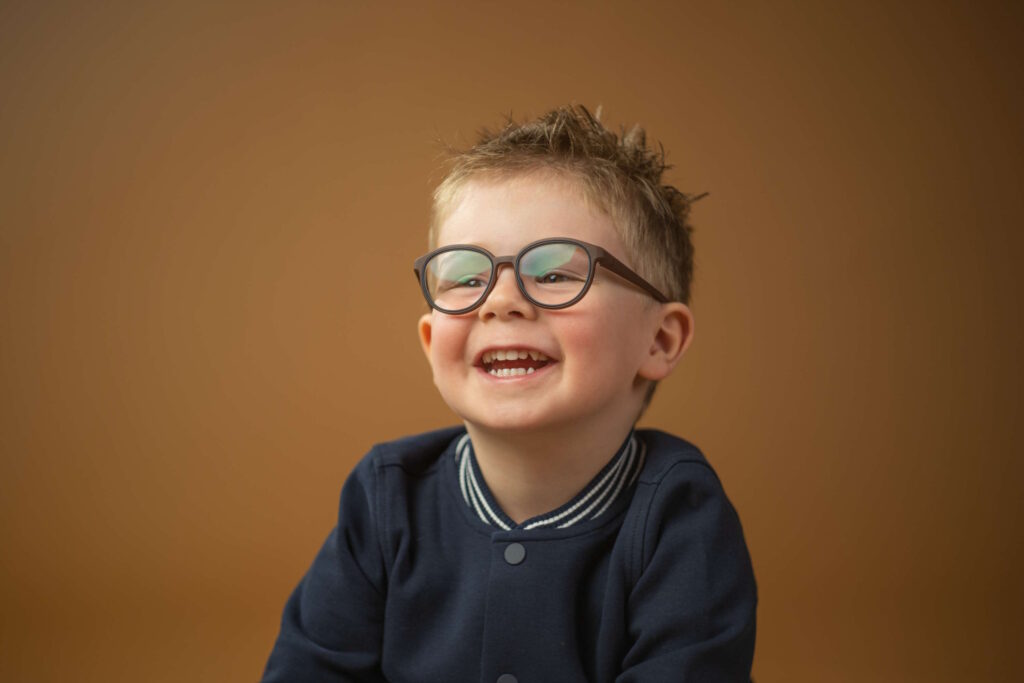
[1,1,1021,681]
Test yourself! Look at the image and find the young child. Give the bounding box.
[262,106,757,682]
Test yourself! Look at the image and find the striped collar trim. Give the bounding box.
[454,432,646,531]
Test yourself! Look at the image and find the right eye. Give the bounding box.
[428,250,493,295]
[436,275,486,293]
[454,276,486,288]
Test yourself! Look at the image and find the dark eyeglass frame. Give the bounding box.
[413,237,670,315]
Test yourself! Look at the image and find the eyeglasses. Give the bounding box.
[413,237,669,315]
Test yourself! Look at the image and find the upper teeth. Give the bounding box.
[482,349,549,363]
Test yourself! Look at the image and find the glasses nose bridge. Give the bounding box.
[490,254,518,274]
[489,252,523,289]
[478,253,531,314]
[487,253,521,289]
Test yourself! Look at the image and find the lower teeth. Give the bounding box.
[488,367,535,377]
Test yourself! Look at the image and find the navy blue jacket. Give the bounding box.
[262,427,756,682]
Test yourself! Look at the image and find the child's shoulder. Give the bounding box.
[630,429,752,574]
[634,428,715,482]
[360,425,466,473]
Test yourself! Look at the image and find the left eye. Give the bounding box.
[534,271,582,284]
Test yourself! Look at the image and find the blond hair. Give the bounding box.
[430,105,700,303]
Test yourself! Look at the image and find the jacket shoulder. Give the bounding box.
[362,425,466,475]
[634,428,714,483]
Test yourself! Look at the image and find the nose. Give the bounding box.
[477,264,537,321]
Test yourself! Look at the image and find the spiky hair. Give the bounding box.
[430,105,700,304]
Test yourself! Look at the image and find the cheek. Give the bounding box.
[563,306,650,370]
[427,315,472,364]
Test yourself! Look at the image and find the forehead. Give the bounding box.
[437,174,628,259]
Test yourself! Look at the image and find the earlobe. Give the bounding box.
[637,303,694,381]
[417,313,433,359]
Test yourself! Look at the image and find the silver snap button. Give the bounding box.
[504,543,526,565]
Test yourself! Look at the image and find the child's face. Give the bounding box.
[418,174,674,435]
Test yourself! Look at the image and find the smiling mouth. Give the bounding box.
[480,348,552,377]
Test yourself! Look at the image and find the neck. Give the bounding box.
[464,415,636,525]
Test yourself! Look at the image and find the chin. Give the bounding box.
[456,404,557,433]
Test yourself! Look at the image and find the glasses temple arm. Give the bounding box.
[598,256,670,303]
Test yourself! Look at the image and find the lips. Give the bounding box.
[478,348,552,377]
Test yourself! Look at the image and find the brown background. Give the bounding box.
[1,1,1021,681]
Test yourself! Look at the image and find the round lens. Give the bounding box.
[425,249,493,312]
[518,242,591,307]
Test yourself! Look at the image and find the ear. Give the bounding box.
[637,302,694,381]
[417,312,434,360]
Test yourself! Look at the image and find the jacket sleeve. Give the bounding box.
[618,460,757,683]
[261,455,388,683]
